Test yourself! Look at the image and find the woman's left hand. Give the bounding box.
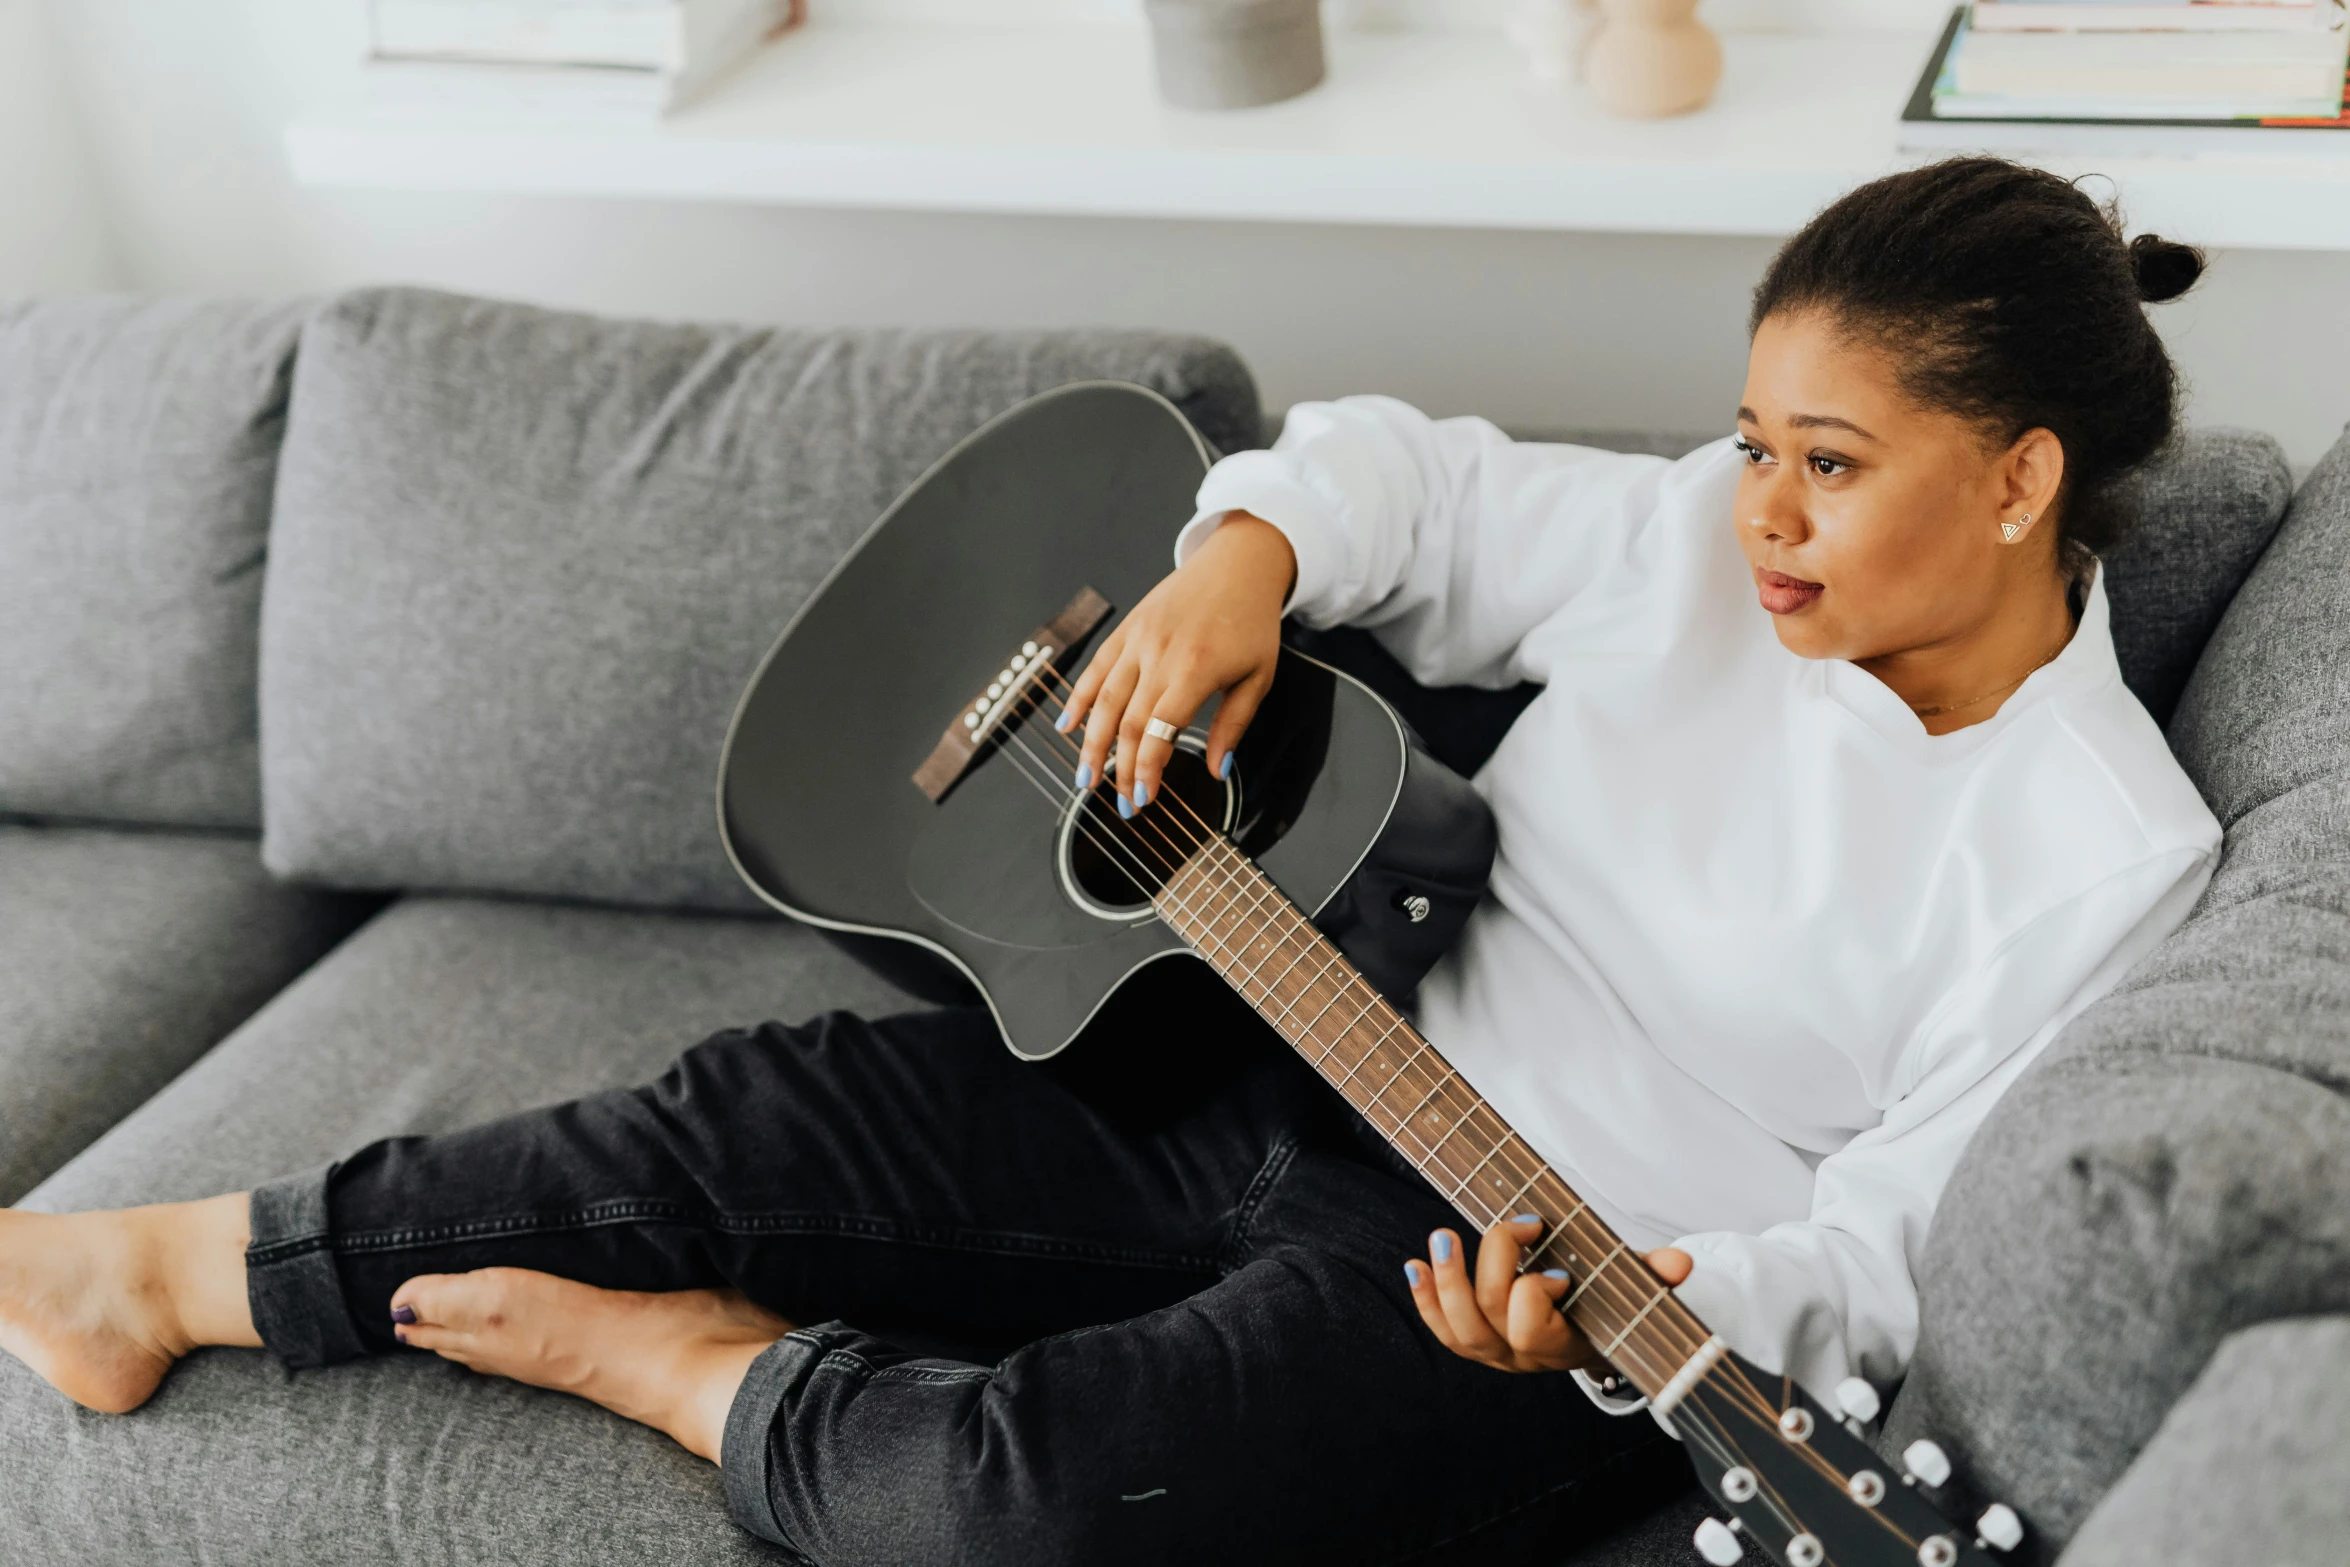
[1404,1216,1693,1374]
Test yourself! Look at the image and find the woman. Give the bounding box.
[0,160,2218,1564]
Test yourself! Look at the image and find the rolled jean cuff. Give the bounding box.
[245,1163,367,1370]
[721,1327,841,1551]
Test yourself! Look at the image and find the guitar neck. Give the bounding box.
[1154,836,1723,1406]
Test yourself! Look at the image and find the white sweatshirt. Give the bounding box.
[1177,397,2220,1404]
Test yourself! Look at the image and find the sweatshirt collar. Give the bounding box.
[1819,561,2119,754]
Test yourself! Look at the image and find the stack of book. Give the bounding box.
[1902,0,2350,152]
[365,0,802,120]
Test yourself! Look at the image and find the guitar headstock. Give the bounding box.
[1666,1351,2025,1567]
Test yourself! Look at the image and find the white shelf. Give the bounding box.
[285,22,2350,249]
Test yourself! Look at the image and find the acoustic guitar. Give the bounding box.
[718,383,2023,1567]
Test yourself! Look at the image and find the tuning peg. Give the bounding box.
[1692,1516,1743,1565]
[1902,1438,1953,1488]
[1834,1376,1881,1424]
[1976,1502,2024,1552]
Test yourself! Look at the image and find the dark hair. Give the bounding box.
[1750,157,2204,554]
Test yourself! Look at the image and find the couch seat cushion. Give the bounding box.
[2,895,916,1565]
[0,824,367,1203]
[0,299,306,829]
[260,289,1262,912]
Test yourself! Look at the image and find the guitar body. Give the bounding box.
[718,382,1496,1059]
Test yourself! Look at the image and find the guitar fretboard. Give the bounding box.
[1154,835,1720,1404]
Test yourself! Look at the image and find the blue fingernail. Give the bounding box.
[1133,780,1150,808]
[1543,1268,1570,1280]
[1117,792,1135,819]
[1075,763,1092,790]
[1431,1232,1454,1264]
[1404,1262,1423,1287]
[1513,1214,1540,1225]
[391,1304,417,1325]
[1055,709,1076,732]
[1219,752,1235,780]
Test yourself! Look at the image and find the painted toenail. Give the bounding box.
[394,1328,410,1345]
[391,1305,417,1325]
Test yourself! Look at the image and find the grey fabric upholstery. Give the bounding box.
[24,897,918,1213]
[0,824,369,1204]
[0,298,306,830]
[260,289,1262,912]
[1883,424,2350,1561]
[2058,1315,2350,1567]
[3,895,917,1565]
[2101,427,2293,728]
[1557,1484,1715,1567]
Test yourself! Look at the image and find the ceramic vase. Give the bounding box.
[1144,0,1327,111]
[1584,0,1720,118]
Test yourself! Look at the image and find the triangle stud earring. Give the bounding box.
[2001,512,2032,543]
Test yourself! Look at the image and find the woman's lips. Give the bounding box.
[1755,568,1824,615]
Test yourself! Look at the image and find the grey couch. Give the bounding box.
[0,286,2342,1566]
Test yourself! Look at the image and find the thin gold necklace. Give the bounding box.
[1906,633,2070,719]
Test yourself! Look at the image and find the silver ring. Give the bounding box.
[1143,717,1180,743]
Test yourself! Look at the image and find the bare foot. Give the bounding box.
[392,1269,791,1463]
[0,1203,253,1415]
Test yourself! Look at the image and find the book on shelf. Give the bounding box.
[1972,1,2342,33]
[1900,7,2350,153]
[363,0,801,119]
[1945,19,2350,116]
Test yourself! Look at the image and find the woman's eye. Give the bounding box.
[1733,436,1771,465]
[1809,454,1849,477]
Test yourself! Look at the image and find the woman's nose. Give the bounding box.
[1745,480,1809,545]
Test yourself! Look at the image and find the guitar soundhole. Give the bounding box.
[1059,737,1236,920]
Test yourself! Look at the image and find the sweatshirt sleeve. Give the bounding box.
[1173,395,1674,691]
[1663,843,2214,1404]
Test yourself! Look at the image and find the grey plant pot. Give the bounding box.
[1144,0,1326,111]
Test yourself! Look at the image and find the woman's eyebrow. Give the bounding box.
[1735,407,1878,442]
[1785,412,1879,441]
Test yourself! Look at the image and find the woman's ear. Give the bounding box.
[1998,428,2066,546]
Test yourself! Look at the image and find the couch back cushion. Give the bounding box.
[260,287,1261,910]
[2100,426,2293,728]
[0,298,306,830]
[1884,423,2350,1558]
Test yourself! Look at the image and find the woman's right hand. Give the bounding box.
[1058,512,1296,810]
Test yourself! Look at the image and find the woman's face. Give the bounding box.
[1733,309,2061,664]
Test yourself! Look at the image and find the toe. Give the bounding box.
[389,1273,472,1331]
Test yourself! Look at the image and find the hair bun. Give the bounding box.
[2129,233,2205,303]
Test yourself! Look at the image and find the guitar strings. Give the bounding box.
[978,666,1717,1388]
[986,664,1719,1383]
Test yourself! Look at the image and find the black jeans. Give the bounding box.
[244,1000,1685,1567]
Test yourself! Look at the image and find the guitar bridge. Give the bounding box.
[911,586,1113,802]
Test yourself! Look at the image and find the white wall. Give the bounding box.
[0,0,121,293]
[37,0,2350,466]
